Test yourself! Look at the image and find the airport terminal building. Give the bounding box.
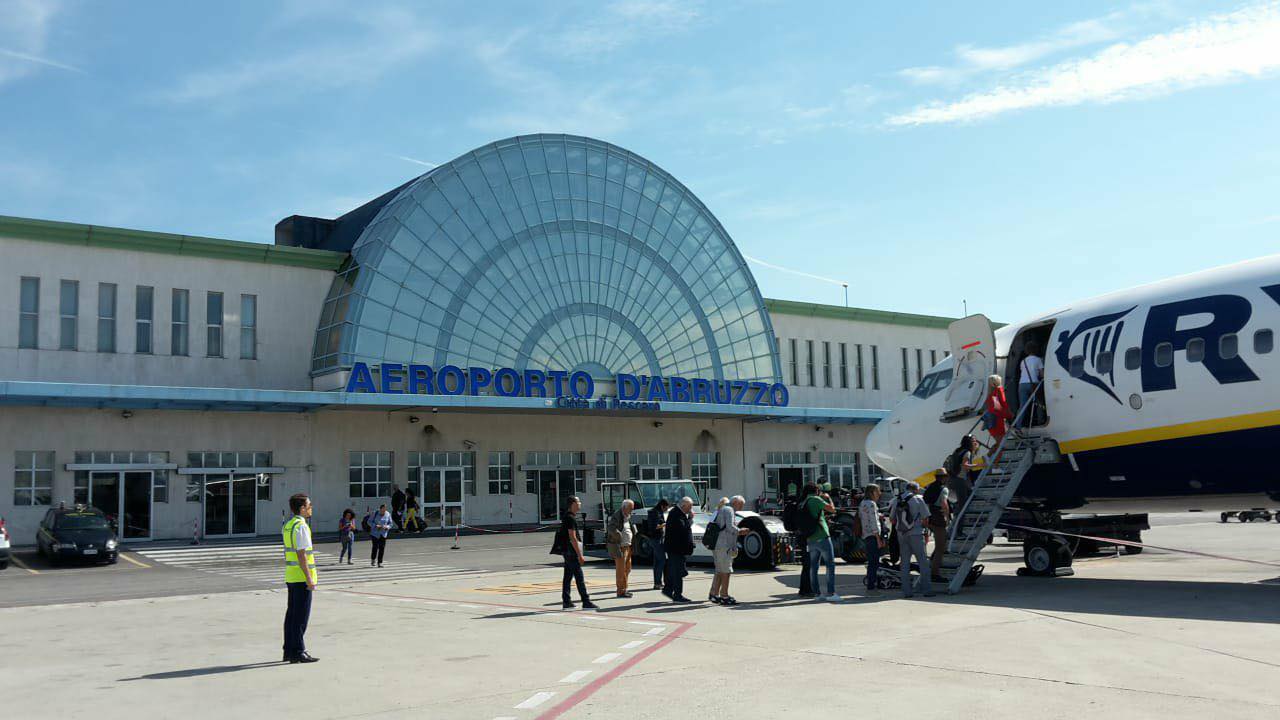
[0,134,956,543]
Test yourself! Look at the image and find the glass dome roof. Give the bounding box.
[312,134,780,383]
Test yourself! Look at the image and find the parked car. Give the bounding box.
[35,506,119,565]
[0,517,10,570]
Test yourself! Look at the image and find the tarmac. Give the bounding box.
[2,514,1278,719]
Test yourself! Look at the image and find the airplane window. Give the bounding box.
[1154,342,1173,367]
[1257,329,1274,354]
[1096,350,1114,375]
[911,372,937,399]
[1068,355,1085,377]
[1219,333,1238,360]
[1124,347,1141,370]
[930,370,952,396]
[1186,337,1205,363]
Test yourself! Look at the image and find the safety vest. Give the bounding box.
[282,515,316,584]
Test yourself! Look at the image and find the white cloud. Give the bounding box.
[163,6,435,103]
[898,12,1126,86]
[552,0,702,57]
[887,3,1280,126]
[0,0,81,85]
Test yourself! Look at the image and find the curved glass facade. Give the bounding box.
[313,134,781,382]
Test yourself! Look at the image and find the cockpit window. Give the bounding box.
[911,370,953,399]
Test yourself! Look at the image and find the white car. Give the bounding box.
[593,480,789,569]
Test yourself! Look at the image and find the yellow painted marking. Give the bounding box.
[1060,408,1280,455]
[119,552,150,568]
[471,580,614,596]
[9,554,39,574]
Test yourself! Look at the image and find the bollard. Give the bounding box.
[191,519,200,545]
[451,523,461,550]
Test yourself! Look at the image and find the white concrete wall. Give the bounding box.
[0,406,871,543]
[0,237,334,390]
[767,311,951,410]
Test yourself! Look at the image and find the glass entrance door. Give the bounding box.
[639,466,675,481]
[203,474,258,537]
[88,470,153,540]
[537,470,577,523]
[420,468,465,529]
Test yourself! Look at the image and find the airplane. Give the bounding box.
[865,254,1280,573]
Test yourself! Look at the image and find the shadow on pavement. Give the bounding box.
[119,661,283,681]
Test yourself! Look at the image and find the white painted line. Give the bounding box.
[628,621,665,627]
[494,717,518,720]
[457,604,482,609]
[619,640,646,650]
[559,670,592,683]
[644,627,665,636]
[396,598,416,602]
[577,615,609,621]
[592,653,622,664]
[514,692,556,710]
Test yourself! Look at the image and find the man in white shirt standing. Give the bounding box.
[889,482,934,598]
[858,484,884,595]
[1018,341,1045,427]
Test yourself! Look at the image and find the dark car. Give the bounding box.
[35,507,119,564]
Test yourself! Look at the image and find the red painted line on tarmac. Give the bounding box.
[334,588,695,718]
[534,621,691,720]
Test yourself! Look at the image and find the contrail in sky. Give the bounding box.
[742,254,848,287]
[392,154,439,169]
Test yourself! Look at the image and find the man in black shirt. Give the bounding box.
[558,496,598,610]
[662,497,695,603]
[646,499,669,591]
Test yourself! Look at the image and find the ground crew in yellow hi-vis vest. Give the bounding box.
[282,493,319,663]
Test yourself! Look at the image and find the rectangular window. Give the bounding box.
[931,349,938,367]
[855,344,865,389]
[409,451,477,496]
[595,451,617,490]
[240,294,257,360]
[14,450,54,506]
[839,342,848,389]
[788,339,798,385]
[19,276,39,349]
[348,451,393,498]
[171,289,189,356]
[806,339,815,386]
[871,345,880,389]
[206,291,224,357]
[59,280,78,350]
[691,451,720,489]
[627,450,680,482]
[901,347,910,391]
[822,341,832,387]
[487,451,512,495]
[135,286,154,354]
[818,451,858,490]
[97,282,117,353]
[915,348,924,383]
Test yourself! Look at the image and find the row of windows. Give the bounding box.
[12,450,276,506]
[16,277,257,359]
[779,336,949,392]
[1066,330,1276,378]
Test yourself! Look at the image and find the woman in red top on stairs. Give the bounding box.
[985,375,1015,445]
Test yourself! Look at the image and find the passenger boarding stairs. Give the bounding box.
[938,384,1045,595]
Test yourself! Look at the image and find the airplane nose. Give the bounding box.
[866,418,896,473]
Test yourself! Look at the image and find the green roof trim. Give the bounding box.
[764,298,1003,330]
[0,215,346,271]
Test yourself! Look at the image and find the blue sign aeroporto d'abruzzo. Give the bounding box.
[343,362,789,408]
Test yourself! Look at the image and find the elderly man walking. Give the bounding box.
[663,496,695,603]
[708,495,751,605]
[890,482,934,598]
[606,499,636,598]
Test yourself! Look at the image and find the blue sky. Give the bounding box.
[3,0,1279,322]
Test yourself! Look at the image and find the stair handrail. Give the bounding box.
[948,378,1044,546]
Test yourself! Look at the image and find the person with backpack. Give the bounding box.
[645,499,669,591]
[1017,341,1045,427]
[889,481,933,598]
[707,496,751,605]
[784,487,813,597]
[944,435,980,512]
[858,484,884,594]
[800,481,839,601]
[924,470,951,583]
